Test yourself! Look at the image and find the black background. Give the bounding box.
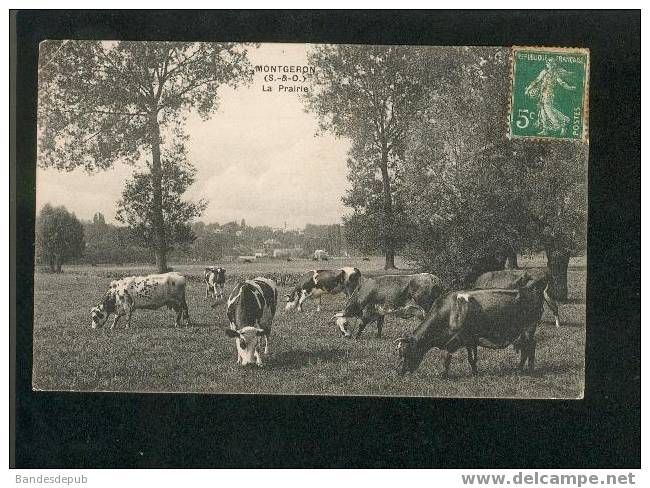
[11,10,641,468]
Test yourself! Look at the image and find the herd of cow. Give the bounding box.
[89,264,561,377]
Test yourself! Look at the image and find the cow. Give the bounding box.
[90,272,190,329]
[333,273,444,339]
[394,286,544,377]
[204,266,226,300]
[224,277,278,367]
[285,267,361,312]
[473,268,560,328]
[313,249,329,261]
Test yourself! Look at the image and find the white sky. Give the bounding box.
[36,43,351,228]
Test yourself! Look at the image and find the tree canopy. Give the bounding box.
[37,41,255,271]
[305,44,435,269]
[115,138,207,252]
[35,204,85,272]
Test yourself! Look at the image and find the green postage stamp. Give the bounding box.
[509,46,590,142]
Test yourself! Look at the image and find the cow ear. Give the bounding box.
[255,328,266,336]
[225,328,241,339]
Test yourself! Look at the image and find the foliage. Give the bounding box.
[400,47,587,287]
[305,44,435,268]
[83,220,153,265]
[37,40,255,271]
[115,139,207,251]
[35,204,85,272]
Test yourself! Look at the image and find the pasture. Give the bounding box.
[32,256,586,398]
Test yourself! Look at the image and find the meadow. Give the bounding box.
[32,256,586,398]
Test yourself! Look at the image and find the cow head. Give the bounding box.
[450,293,476,331]
[284,289,302,312]
[331,311,358,338]
[225,326,266,367]
[394,336,424,375]
[90,304,109,329]
[90,292,116,328]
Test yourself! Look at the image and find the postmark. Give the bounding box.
[509,46,589,142]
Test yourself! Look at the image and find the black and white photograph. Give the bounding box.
[32,41,588,398]
[10,6,643,474]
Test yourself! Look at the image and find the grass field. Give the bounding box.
[32,255,586,398]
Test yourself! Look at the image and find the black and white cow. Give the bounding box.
[473,268,560,328]
[204,266,226,300]
[333,273,444,339]
[285,267,361,312]
[224,277,278,367]
[90,272,190,329]
[395,286,544,377]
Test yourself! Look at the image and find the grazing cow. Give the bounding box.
[285,267,362,312]
[333,273,444,339]
[204,266,226,300]
[394,286,544,377]
[225,277,278,367]
[90,272,190,329]
[473,268,560,328]
[313,249,329,261]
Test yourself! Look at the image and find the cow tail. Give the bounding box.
[543,284,559,315]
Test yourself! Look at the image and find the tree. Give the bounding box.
[38,41,254,272]
[92,212,106,225]
[305,45,433,269]
[402,47,587,294]
[35,204,85,272]
[525,143,588,300]
[115,138,207,254]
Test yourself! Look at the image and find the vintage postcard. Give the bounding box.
[33,42,588,398]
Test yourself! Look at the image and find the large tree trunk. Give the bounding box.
[545,244,570,301]
[379,146,396,270]
[150,114,168,274]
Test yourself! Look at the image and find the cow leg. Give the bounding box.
[125,310,133,329]
[442,351,453,379]
[527,339,536,372]
[317,296,322,312]
[466,345,478,375]
[376,316,385,338]
[518,341,527,371]
[355,316,376,340]
[184,298,191,327]
[205,282,209,299]
[264,333,270,355]
[174,306,182,327]
[110,315,121,330]
[297,291,307,312]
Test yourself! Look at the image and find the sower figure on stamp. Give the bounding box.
[525,58,576,136]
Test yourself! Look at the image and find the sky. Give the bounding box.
[36,43,351,229]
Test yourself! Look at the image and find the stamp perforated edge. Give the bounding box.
[507,45,590,144]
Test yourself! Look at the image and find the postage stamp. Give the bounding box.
[509,46,590,142]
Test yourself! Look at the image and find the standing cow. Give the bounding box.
[394,286,544,377]
[333,273,444,339]
[473,268,560,328]
[204,266,226,300]
[90,272,190,329]
[224,277,278,367]
[285,267,361,312]
[313,249,329,261]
